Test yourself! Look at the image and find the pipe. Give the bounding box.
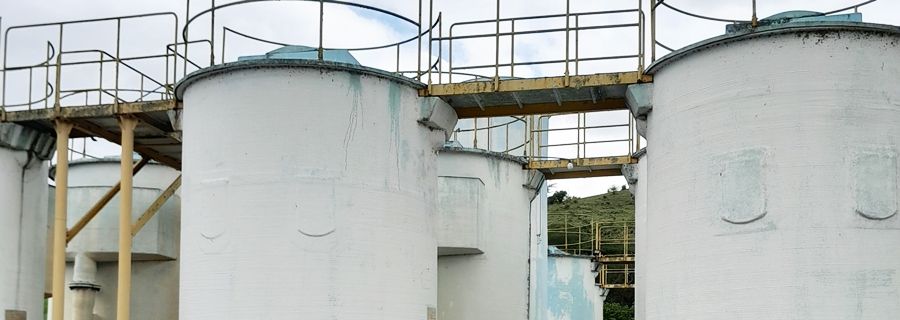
[70,253,100,320]
[51,120,73,320]
[116,116,138,320]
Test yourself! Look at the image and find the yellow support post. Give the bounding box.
[116,116,138,320]
[51,120,73,320]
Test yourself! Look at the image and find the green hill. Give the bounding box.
[547,187,635,255]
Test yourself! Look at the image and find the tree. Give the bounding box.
[548,190,568,204]
[604,302,634,320]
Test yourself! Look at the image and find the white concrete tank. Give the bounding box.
[176,56,456,319]
[60,158,181,320]
[641,21,900,319]
[435,148,538,320]
[0,124,53,320]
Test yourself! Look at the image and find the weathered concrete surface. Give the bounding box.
[0,144,50,320]
[436,149,536,320]
[547,249,606,320]
[179,64,450,319]
[644,25,900,319]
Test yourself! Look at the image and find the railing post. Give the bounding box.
[651,0,656,61]
[416,0,422,79]
[54,25,63,114]
[438,14,443,84]
[510,20,515,77]
[185,0,190,77]
[115,18,121,112]
[638,0,644,76]
[493,0,500,91]
[318,0,325,61]
[427,0,433,88]
[210,0,216,65]
[575,14,579,76]
[51,120,74,320]
[564,0,570,87]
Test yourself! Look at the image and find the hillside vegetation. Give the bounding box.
[547,186,635,255]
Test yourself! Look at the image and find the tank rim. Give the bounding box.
[175,59,425,99]
[646,21,900,75]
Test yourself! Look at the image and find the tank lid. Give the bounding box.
[646,20,900,75]
[726,11,862,33]
[238,45,361,65]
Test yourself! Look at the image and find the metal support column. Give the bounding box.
[51,120,74,320]
[116,116,138,320]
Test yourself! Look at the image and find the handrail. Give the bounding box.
[651,0,881,60]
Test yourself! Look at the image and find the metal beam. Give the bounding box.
[421,72,647,96]
[528,155,634,170]
[454,98,626,119]
[1,99,176,122]
[132,175,181,237]
[72,119,181,169]
[541,168,623,180]
[66,157,150,243]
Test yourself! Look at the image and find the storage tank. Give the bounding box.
[58,158,181,320]
[639,19,900,319]
[0,123,53,320]
[435,147,539,320]
[175,48,456,319]
[621,149,645,320]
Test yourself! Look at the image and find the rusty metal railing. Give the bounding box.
[528,111,640,165]
[1,12,181,113]
[431,0,645,87]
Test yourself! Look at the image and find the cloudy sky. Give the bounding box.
[1,0,896,196]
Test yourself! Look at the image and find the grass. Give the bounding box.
[547,187,635,255]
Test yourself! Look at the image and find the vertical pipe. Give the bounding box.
[751,0,758,28]
[54,25,63,113]
[427,0,433,86]
[318,0,324,61]
[221,27,227,65]
[575,15,579,76]
[45,42,51,109]
[184,0,190,77]
[438,15,443,84]
[51,120,74,320]
[396,44,400,73]
[448,26,453,83]
[651,0,656,61]
[99,53,104,105]
[115,19,121,110]
[416,0,422,79]
[116,116,138,320]
[510,20,515,77]
[564,214,569,251]
[564,0,570,86]
[487,118,492,152]
[638,0,643,75]
[493,0,500,90]
[27,68,32,110]
[210,0,216,65]
[1,16,5,115]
